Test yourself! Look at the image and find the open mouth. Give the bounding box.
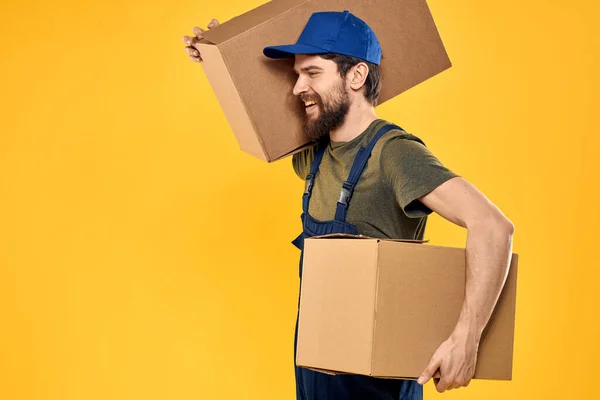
[304,100,318,111]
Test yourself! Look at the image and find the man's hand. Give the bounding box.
[182,19,220,62]
[417,327,479,393]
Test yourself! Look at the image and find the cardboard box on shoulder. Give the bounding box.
[197,0,451,162]
[296,235,519,380]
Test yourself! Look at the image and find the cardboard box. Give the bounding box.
[296,235,519,380]
[197,0,451,162]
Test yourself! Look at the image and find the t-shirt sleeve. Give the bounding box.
[381,137,461,218]
[292,146,315,180]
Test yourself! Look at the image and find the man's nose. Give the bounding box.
[293,76,307,96]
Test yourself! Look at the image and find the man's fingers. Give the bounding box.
[435,377,452,393]
[193,26,206,38]
[184,47,200,58]
[418,356,441,385]
[186,19,219,48]
[446,379,469,390]
[183,35,201,46]
[182,39,202,61]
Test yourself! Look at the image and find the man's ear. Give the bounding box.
[348,62,369,91]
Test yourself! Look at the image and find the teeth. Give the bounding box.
[305,101,316,106]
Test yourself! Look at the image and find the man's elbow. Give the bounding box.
[495,215,515,236]
[468,211,515,236]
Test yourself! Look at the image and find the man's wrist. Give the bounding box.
[451,319,482,346]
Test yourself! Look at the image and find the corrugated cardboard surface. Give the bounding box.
[372,242,466,378]
[199,0,451,162]
[297,237,519,380]
[297,239,379,376]
[198,44,265,159]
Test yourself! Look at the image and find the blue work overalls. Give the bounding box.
[292,123,424,400]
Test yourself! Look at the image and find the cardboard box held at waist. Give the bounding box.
[297,235,519,380]
[197,0,451,162]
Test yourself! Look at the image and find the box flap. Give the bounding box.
[302,366,440,380]
[309,233,429,244]
[202,0,310,45]
[304,367,346,376]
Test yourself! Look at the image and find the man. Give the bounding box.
[183,10,515,400]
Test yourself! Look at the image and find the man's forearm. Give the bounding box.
[452,219,515,342]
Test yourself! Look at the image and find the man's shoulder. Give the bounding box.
[291,143,317,180]
[373,123,435,175]
[376,121,427,151]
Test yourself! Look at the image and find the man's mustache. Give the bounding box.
[301,94,321,104]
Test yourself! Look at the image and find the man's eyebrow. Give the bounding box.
[293,65,324,74]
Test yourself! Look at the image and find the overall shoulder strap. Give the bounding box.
[302,140,327,214]
[334,123,404,222]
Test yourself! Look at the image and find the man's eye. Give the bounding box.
[308,72,318,77]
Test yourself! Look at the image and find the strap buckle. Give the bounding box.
[338,182,355,207]
[304,174,315,195]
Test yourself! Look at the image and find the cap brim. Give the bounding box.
[263,44,328,59]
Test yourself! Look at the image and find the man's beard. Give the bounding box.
[302,81,351,141]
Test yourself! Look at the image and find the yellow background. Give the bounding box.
[1,0,598,398]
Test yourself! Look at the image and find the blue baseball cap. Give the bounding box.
[263,10,382,65]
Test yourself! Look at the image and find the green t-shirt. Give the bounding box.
[292,119,461,240]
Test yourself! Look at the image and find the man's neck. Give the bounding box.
[329,104,379,143]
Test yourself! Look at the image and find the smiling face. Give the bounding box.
[292,54,352,140]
